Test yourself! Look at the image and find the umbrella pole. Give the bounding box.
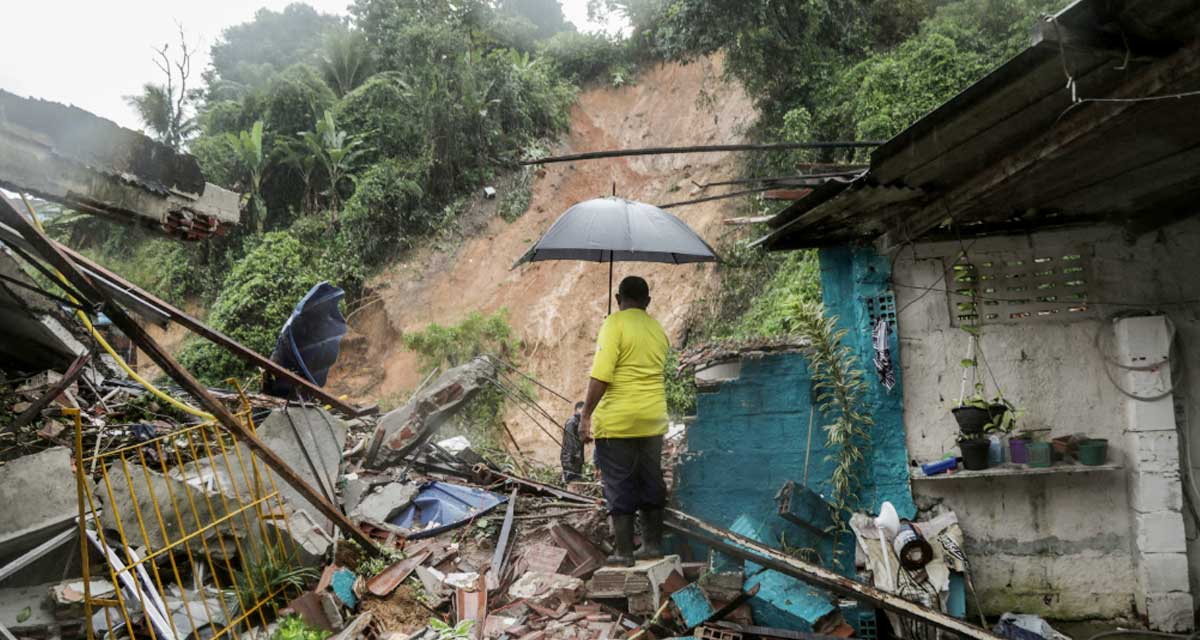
[607,251,613,316]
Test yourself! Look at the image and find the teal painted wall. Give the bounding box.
[671,246,915,629]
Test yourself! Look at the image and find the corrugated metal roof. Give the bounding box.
[760,0,1200,250]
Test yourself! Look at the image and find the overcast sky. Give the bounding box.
[0,0,610,133]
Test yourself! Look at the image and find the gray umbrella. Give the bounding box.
[514,197,719,313]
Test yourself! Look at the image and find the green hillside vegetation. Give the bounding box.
[50,0,1063,386]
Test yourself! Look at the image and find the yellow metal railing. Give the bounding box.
[72,386,309,640]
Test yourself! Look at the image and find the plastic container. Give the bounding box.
[1010,437,1030,464]
[1028,442,1052,468]
[959,439,991,470]
[1078,438,1108,466]
[988,435,1004,466]
[920,457,958,476]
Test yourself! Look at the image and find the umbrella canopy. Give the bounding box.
[513,197,719,267]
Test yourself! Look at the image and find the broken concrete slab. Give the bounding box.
[365,357,497,469]
[508,572,584,608]
[0,448,79,556]
[99,461,259,562]
[350,482,419,525]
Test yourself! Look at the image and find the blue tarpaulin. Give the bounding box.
[389,481,508,539]
[264,282,347,398]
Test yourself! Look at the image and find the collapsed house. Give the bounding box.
[738,0,1200,632]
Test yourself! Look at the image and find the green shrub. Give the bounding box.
[497,168,534,222]
[338,157,434,265]
[664,349,696,419]
[403,309,520,373]
[178,231,324,384]
[265,64,336,138]
[334,72,426,165]
[539,31,628,84]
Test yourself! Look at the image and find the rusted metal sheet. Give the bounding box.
[549,522,606,580]
[367,549,432,596]
[663,509,1005,640]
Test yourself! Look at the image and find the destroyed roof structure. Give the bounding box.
[0,90,239,239]
[756,0,1200,250]
[744,0,1200,633]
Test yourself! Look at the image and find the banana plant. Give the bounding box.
[299,110,374,224]
[234,121,267,232]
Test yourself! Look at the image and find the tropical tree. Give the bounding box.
[233,121,268,232]
[299,110,373,223]
[125,26,198,149]
[320,29,377,97]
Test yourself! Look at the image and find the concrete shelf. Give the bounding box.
[910,461,1123,481]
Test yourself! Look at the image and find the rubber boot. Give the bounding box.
[606,514,636,567]
[634,508,664,560]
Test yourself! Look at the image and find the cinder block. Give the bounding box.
[1145,592,1195,632]
[1129,471,1183,513]
[1137,553,1191,595]
[1135,511,1187,554]
[1126,431,1181,473]
[1124,392,1177,432]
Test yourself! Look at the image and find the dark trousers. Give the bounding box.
[593,435,667,515]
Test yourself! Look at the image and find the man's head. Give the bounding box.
[616,276,651,310]
[574,401,584,415]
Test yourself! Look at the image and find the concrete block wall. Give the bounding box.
[892,220,1200,629]
[673,247,916,629]
[1115,315,1194,631]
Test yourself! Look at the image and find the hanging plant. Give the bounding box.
[789,301,874,555]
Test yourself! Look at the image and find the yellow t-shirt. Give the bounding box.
[589,308,669,439]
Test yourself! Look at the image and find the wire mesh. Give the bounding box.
[71,392,309,640]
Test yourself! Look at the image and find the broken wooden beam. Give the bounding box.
[520,141,884,166]
[0,197,383,557]
[50,242,370,418]
[722,215,775,226]
[7,354,90,433]
[764,189,814,201]
[663,509,1005,640]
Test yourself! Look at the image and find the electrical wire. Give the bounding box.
[17,194,213,420]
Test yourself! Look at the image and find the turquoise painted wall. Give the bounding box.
[671,246,915,629]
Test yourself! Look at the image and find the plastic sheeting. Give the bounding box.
[264,282,347,398]
[389,481,508,539]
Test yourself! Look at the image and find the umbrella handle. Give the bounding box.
[608,251,613,316]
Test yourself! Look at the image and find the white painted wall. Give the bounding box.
[892,217,1200,624]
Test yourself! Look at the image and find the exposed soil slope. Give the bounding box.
[327,56,755,460]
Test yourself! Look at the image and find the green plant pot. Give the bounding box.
[1078,438,1108,466]
[1027,442,1052,468]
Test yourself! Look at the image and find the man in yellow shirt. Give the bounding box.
[580,276,669,566]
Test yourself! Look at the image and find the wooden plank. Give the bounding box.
[763,189,813,201]
[50,242,369,418]
[0,197,383,556]
[663,509,1006,640]
[910,461,1122,481]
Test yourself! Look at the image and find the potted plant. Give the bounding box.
[985,397,1021,465]
[953,384,992,436]
[958,433,990,471]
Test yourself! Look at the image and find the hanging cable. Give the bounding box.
[17,194,213,420]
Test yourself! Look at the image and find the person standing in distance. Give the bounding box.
[580,276,669,567]
[561,401,585,483]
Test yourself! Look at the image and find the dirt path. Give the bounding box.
[327,56,755,460]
